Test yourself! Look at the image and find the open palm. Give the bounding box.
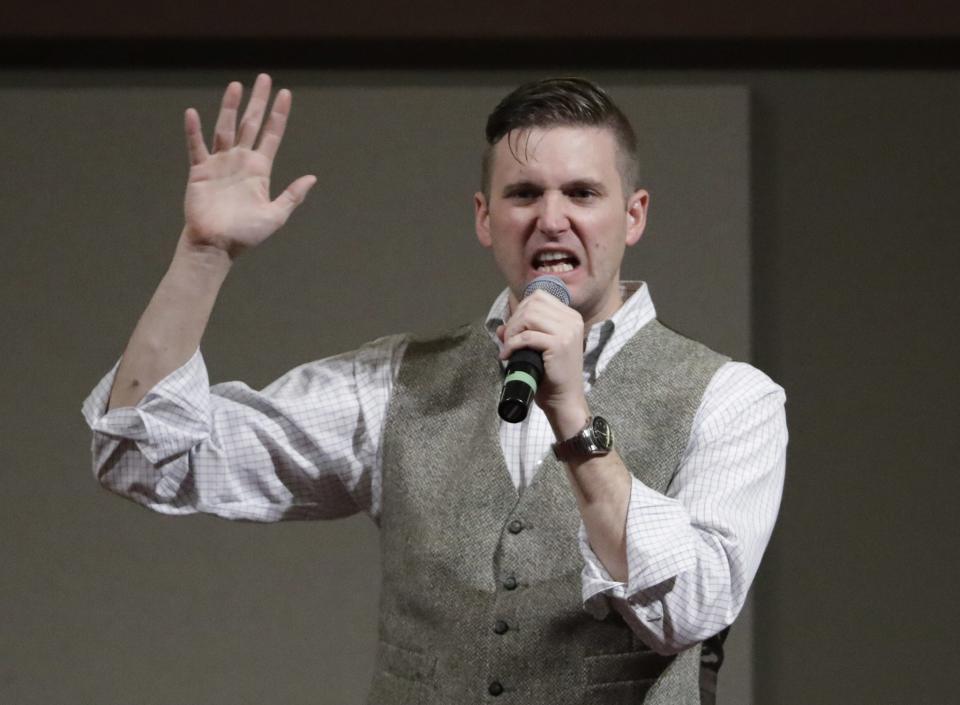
[182,74,315,257]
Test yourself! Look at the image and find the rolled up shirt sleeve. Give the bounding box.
[83,349,212,467]
[81,337,405,522]
[579,362,788,654]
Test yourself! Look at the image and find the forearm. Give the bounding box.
[579,478,735,653]
[108,230,232,410]
[563,453,632,582]
[589,522,742,654]
[84,333,406,522]
[548,399,633,583]
[579,367,788,653]
[587,483,762,656]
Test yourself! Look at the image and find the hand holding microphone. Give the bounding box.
[497,275,575,423]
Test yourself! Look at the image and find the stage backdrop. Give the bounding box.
[0,73,751,705]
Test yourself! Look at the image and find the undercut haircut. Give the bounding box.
[481,77,640,200]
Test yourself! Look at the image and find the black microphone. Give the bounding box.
[497,275,571,423]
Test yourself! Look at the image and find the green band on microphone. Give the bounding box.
[504,370,538,394]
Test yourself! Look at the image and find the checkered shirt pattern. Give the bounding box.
[82,282,786,652]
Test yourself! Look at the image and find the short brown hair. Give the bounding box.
[481,77,640,200]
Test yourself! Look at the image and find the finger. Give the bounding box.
[504,300,573,339]
[184,108,209,165]
[514,289,570,315]
[237,73,272,148]
[212,81,243,152]
[256,88,291,161]
[524,288,574,312]
[271,174,317,224]
[499,330,553,359]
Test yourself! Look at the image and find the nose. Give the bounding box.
[536,191,569,236]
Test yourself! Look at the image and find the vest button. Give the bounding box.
[503,576,518,590]
[489,681,504,696]
[493,619,509,634]
[508,519,524,534]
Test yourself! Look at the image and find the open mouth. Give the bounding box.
[532,250,580,274]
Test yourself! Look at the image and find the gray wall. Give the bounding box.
[746,71,960,704]
[3,68,957,705]
[1,75,754,704]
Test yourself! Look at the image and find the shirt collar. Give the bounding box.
[484,280,656,383]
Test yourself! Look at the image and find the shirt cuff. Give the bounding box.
[81,348,211,466]
[579,475,697,606]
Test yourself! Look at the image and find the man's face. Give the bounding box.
[474,126,648,328]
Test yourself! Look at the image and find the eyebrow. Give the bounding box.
[501,178,607,197]
[564,178,607,193]
[501,180,540,197]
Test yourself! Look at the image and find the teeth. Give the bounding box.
[537,263,574,273]
[533,251,578,273]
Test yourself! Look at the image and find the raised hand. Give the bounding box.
[181,73,316,258]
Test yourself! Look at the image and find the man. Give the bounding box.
[83,75,786,704]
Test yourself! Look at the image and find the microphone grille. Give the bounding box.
[522,275,571,306]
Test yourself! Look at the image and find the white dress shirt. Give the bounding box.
[82,281,786,655]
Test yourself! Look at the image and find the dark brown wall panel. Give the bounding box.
[3,0,960,40]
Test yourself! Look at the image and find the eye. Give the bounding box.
[507,188,540,202]
[568,188,599,201]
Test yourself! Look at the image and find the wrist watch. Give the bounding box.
[552,416,615,462]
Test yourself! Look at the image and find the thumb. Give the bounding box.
[272,174,317,223]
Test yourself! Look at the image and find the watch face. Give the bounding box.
[592,416,614,451]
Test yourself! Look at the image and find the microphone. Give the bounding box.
[497,275,571,423]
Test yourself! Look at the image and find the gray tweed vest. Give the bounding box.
[371,318,728,705]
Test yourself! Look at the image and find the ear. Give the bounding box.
[625,189,649,247]
[474,191,492,248]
